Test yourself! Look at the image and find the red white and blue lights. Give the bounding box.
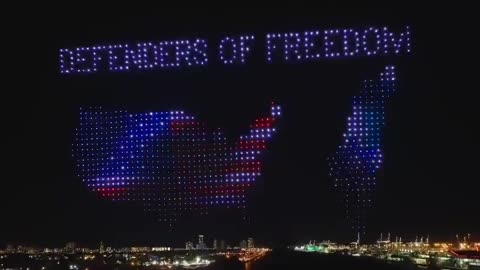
[73,104,281,223]
[328,66,397,235]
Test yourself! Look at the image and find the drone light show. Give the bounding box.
[328,65,397,235]
[59,25,410,74]
[65,23,412,234]
[73,103,281,223]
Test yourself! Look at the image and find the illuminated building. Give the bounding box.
[328,66,397,235]
[6,245,14,253]
[130,247,150,252]
[220,240,226,250]
[65,242,76,253]
[151,247,171,251]
[185,241,194,250]
[197,235,207,250]
[73,104,281,224]
[16,245,26,253]
[240,240,247,249]
[248,238,254,249]
[213,239,218,250]
[99,242,105,253]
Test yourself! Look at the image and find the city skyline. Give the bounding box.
[1,232,479,250]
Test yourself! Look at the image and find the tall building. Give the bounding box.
[240,240,247,249]
[196,235,207,250]
[185,241,194,250]
[213,239,218,250]
[328,66,397,236]
[220,240,226,250]
[6,245,14,253]
[99,241,105,253]
[247,238,254,249]
[16,245,25,253]
[65,242,76,253]
[73,104,282,224]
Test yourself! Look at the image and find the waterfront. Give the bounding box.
[2,235,479,270]
[291,238,480,270]
[213,250,430,270]
[2,249,457,270]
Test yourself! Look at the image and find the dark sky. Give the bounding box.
[2,9,478,247]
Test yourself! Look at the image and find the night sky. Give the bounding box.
[2,9,478,247]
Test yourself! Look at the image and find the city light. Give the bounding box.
[0,235,478,270]
[293,235,480,268]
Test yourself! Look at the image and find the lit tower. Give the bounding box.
[65,242,76,253]
[197,235,206,249]
[99,241,105,253]
[328,66,397,236]
[220,240,226,250]
[240,240,247,249]
[247,238,254,249]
